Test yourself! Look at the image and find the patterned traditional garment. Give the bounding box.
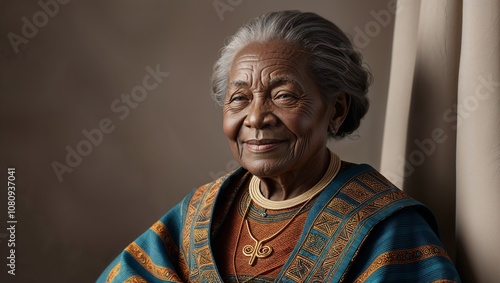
[98,164,461,282]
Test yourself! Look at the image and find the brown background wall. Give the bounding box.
[0,1,395,282]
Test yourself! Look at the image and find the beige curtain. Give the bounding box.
[380,0,500,282]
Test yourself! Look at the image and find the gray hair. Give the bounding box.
[211,10,372,138]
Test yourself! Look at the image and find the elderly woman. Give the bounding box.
[99,11,460,282]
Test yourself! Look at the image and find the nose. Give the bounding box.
[243,98,278,129]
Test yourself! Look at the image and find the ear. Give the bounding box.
[328,93,350,134]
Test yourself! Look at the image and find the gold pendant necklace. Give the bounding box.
[241,150,341,266]
[243,221,272,265]
[241,197,311,266]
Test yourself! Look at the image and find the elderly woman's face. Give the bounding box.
[223,41,340,178]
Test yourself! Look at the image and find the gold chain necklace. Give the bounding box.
[233,150,341,276]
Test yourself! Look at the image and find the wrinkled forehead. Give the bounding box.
[229,41,311,84]
[234,40,306,60]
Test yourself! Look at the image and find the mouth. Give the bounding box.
[243,139,285,152]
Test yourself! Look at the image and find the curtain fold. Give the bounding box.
[380,0,420,188]
[381,0,500,281]
[456,1,500,282]
[381,0,461,259]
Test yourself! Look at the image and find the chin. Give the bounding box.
[241,158,290,178]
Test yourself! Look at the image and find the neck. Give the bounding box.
[258,148,331,201]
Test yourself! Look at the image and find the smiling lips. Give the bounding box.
[243,139,285,152]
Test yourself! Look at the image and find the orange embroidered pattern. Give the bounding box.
[150,221,179,260]
[106,262,120,283]
[125,242,182,282]
[353,245,451,282]
[322,190,407,281]
[123,275,148,283]
[180,177,227,283]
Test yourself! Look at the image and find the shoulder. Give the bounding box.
[331,163,430,223]
[336,163,461,282]
[368,206,442,248]
[341,163,440,231]
[339,163,442,242]
[97,168,249,283]
[343,206,460,282]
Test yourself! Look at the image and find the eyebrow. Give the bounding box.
[229,77,302,89]
[229,80,249,88]
[268,77,299,88]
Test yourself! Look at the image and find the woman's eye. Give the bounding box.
[229,95,248,103]
[275,92,296,100]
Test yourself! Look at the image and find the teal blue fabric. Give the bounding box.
[97,164,461,282]
[342,207,460,282]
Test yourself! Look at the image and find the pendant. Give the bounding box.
[242,239,273,265]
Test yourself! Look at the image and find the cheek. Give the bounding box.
[278,109,328,143]
[222,112,242,141]
[279,112,315,138]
